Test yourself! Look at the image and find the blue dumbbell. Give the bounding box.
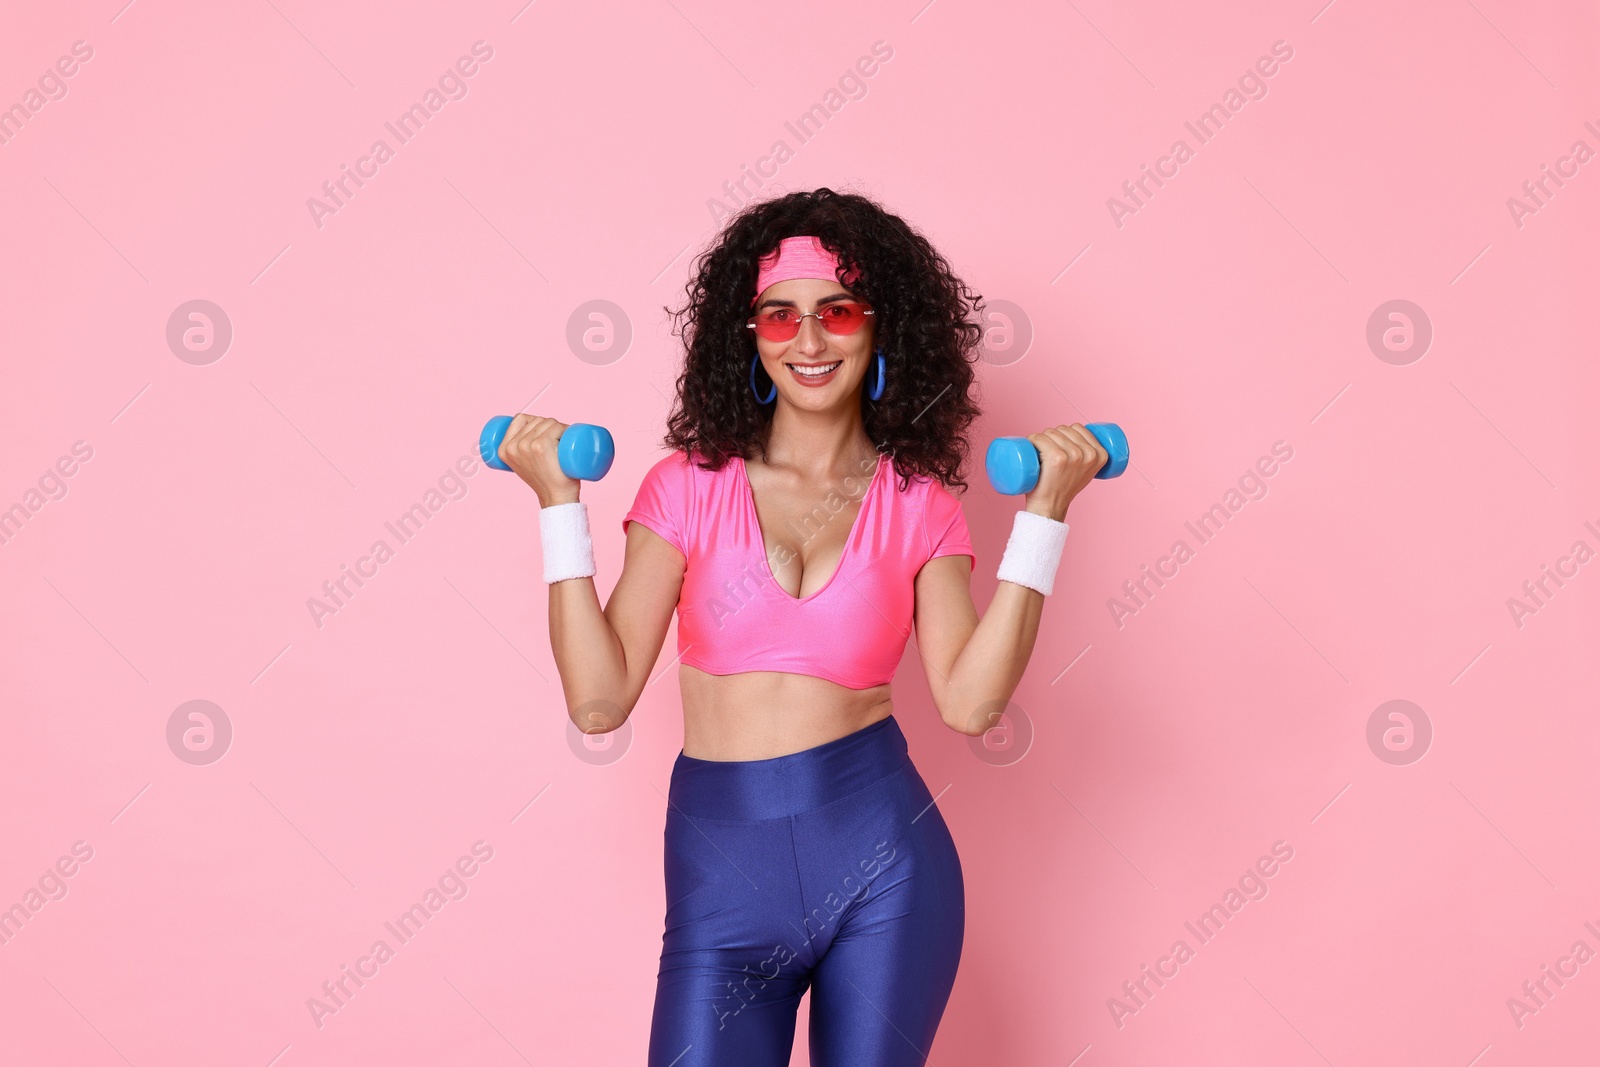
[986,422,1129,495]
[479,416,615,481]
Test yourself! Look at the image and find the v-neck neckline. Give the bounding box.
[735,452,885,604]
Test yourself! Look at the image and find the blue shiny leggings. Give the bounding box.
[648,715,965,1066]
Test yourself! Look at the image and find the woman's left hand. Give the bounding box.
[1022,423,1109,522]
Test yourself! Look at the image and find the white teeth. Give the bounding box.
[791,361,841,377]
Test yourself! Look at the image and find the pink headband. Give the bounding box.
[752,235,861,305]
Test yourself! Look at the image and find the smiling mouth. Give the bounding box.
[788,360,842,378]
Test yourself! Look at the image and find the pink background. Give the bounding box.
[4,0,1598,1063]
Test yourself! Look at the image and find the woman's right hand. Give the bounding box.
[496,414,581,507]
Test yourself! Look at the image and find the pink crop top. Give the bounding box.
[622,450,974,689]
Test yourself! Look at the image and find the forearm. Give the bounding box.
[941,578,1046,735]
[547,575,631,731]
[941,493,1072,735]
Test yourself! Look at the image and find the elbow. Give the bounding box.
[568,694,633,735]
[938,698,994,737]
[943,715,986,738]
[940,693,1011,737]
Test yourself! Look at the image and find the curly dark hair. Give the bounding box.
[660,187,985,493]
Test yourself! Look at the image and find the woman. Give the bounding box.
[496,188,1107,1066]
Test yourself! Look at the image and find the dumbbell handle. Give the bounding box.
[479,417,616,481]
[986,422,1129,495]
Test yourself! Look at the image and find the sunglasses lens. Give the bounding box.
[820,303,868,335]
[752,311,800,341]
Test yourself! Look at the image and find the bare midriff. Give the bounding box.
[678,664,894,761]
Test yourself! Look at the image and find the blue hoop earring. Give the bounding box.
[750,354,776,404]
[867,347,887,402]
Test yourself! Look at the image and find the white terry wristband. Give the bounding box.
[539,501,596,583]
[996,509,1069,596]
